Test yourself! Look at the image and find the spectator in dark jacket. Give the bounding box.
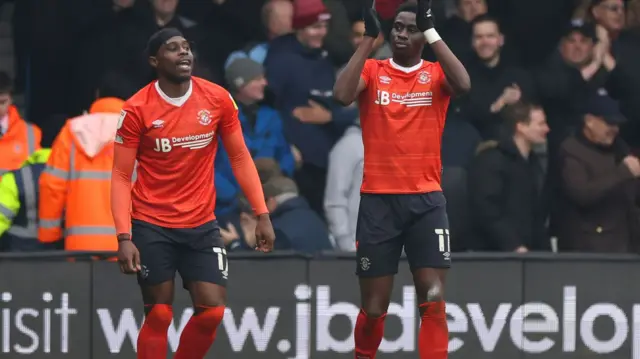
[536,21,614,151]
[439,0,488,64]
[265,0,357,217]
[239,176,332,254]
[102,0,205,97]
[590,0,640,150]
[463,15,536,139]
[224,0,294,69]
[469,102,550,252]
[555,89,640,252]
[215,58,295,223]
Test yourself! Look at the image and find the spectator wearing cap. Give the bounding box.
[214,58,295,236]
[264,0,357,218]
[554,89,640,253]
[589,0,640,151]
[536,21,616,165]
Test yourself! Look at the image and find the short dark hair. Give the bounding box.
[501,101,541,132]
[470,14,501,33]
[395,2,418,17]
[263,176,298,199]
[0,71,13,95]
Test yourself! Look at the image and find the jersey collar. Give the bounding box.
[388,58,424,74]
[155,80,193,107]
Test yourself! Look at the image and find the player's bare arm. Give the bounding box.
[418,0,471,95]
[333,1,383,106]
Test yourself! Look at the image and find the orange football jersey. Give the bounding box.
[358,58,451,194]
[115,77,240,228]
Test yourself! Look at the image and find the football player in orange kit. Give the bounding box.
[110,28,275,359]
[334,1,471,358]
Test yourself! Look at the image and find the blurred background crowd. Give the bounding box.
[0,0,639,256]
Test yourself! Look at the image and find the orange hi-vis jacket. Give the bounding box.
[0,106,42,176]
[39,98,126,251]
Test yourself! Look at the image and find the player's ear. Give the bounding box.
[148,56,158,69]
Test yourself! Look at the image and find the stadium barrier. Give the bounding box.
[0,251,639,359]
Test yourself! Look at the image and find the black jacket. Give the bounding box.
[271,196,333,254]
[463,57,536,140]
[468,138,549,251]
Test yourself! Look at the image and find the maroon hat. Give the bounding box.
[292,0,331,30]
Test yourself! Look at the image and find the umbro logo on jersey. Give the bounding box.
[153,131,215,153]
[152,119,164,128]
[379,76,392,84]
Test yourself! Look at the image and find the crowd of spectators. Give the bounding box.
[1,0,639,255]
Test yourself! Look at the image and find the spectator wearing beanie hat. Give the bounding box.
[214,58,295,249]
[264,0,358,219]
[292,0,331,31]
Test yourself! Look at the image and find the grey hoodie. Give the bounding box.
[324,125,363,251]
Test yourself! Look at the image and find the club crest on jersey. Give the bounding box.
[197,109,212,126]
[417,71,431,84]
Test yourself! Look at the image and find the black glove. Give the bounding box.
[417,0,435,32]
[363,0,381,38]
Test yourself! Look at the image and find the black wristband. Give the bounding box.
[117,234,131,242]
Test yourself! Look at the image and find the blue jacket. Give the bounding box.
[264,34,357,169]
[271,196,333,254]
[215,105,295,217]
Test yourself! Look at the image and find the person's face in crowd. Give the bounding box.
[151,0,178,17]
[472,20,504,62]
[238,75,267,103]
[351,21,366,49]
[390,11,425,58]
[458,0,487,22]
[517,108,549,145]
[592,0,626,32]
[267,1,293,37]
[585,114,619,145]
[149,36,193,83]
[560,31,594,67]
[297,20,328,49]
[0,92,11,118]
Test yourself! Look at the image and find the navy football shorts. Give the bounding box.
[355,191,451,277]
[131,219,228,288]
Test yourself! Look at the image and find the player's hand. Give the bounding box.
[416,0,435,32]
[293,100,332,124]
[254,214,275,253]
[117,239,141,274]
[363,0,382,38]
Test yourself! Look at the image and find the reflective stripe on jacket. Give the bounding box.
[39,113,124,251]
[0,149,52,251]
